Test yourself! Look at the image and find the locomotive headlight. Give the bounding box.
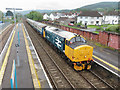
[85,56,86,58]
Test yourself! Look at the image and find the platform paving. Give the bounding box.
[2,23,33,88]
[88,41,120,77]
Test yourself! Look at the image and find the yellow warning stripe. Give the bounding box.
[93,55,120,72]
[22,23,41,88]
[0,26,17,86]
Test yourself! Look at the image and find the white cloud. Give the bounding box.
[0,0,119,12]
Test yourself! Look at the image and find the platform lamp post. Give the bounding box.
[6,8,22,67]
[6,8,22,26]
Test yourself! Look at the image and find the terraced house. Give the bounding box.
[77,11,103,25]
[102,11,120,24]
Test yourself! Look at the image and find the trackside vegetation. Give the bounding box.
[26,11,43,21]
[105,25,120,33]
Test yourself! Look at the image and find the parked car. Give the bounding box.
[68,23,74,26]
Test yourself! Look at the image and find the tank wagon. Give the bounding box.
[27,19,93,71]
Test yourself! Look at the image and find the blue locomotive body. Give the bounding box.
[45,28,65,52]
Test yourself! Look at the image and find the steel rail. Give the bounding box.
[89,70,115,89]
[79,72,97,89]
[27,24,75,89]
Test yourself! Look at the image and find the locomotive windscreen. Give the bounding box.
[68,36,87,49]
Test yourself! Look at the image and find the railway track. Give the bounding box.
[79,70,114,89]
[0,25,14,53]
[26,23,75,89]
[24,20,118,89]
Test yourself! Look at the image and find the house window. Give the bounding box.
[85,17,88,19]
[85,21,87,23]
[97,17,99,19]
[91,17,94,19]
[91,21,94,24]
[96,21,99,25]
[80,16,82,19]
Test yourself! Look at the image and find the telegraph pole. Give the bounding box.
[6,8,22,67]
[6,8,22,26]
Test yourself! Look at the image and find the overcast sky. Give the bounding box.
[0,0,119,12]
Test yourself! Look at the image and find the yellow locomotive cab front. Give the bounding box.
[73,45,93,70]
[65,35,94,71]
[73,45,93,62]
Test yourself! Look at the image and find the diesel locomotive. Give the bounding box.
[27,19,93,71]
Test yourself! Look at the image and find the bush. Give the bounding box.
[76,21,82,26]
[105,25,120,33]
[43,19,49,21]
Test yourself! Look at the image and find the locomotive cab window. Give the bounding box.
[81,37,86,43]
[69,36,87,49]
[76,36,81,42]
[70,38,75,44]
[70,36,86,43]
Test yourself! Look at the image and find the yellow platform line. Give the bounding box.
[22,23,41,89]
[0,26,17,86]
[93,55,120,72]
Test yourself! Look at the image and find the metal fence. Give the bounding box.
[0,22,10,31]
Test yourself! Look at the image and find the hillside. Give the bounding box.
[73,2,119,12]
[20,2,119,15]
[19,10,57,15]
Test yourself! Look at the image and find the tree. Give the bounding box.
[0,11,4,21]
[26,11,43,21]
[6,11,13,16]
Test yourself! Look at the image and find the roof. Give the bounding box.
[27,19,46,28]
[78,11,103,17]
[51,13,57,16]
[103,11,120,16]
[45,26,76,40]
[56,17,68,21]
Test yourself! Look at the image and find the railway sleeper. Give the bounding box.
[30,23,94,72]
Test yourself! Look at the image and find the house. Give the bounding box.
[66,12,77,18]
[43,13,49,20]
[56,17,76,25]
[49,13,59,21]
[77,11,103,25]
[103,11,120,24]
[59,13,67,18]
[56,17,68,25]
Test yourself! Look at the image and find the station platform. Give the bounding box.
[0,23,52,89]
[89,41,120,77]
